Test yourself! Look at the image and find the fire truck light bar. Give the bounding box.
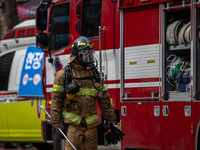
[2,27,37,40]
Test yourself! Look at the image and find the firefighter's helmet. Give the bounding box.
[71,36,95,66]
[71,36,95,56]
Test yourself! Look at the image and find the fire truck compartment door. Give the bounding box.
[120,5,161,150]
[122,5,160,101]
[162,102,192,149]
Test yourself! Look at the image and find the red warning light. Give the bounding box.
[2,27,37,40]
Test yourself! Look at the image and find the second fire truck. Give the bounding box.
[36,0,200,149]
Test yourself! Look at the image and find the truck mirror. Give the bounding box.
[40,0,52,7]
[36,6,48,31]
[36,32,48,49]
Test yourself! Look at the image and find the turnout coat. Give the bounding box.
[50,56,116,129]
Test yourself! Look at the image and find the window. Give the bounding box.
[0,52,15,91]
[50,3,70,52]
[15,55,25,86]
[82,0,102,38]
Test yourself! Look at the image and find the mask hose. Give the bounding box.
[88,64,104,92]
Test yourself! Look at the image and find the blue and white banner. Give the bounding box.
[18,46,44,97]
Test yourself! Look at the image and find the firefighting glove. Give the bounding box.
[101,125,117,145]
[110,123,125,141]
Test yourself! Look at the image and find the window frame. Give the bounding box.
[49,2,70,53]
[81,0,102,39]
[0,51,15,91]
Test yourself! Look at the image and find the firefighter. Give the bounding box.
[50,36,119,150]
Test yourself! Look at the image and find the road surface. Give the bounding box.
[0,143,37,150]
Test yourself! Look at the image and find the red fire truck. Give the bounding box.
[36,0,200,149]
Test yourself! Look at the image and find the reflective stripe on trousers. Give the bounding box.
[62,110,98,125]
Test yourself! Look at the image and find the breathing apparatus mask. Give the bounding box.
[79,49,95,68]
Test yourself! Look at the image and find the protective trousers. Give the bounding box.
[64,125,98,150]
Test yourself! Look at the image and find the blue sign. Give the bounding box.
[18,46,44,97]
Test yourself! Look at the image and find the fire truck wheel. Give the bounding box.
[54,129,65,150]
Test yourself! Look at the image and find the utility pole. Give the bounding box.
[5,0,18,31]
